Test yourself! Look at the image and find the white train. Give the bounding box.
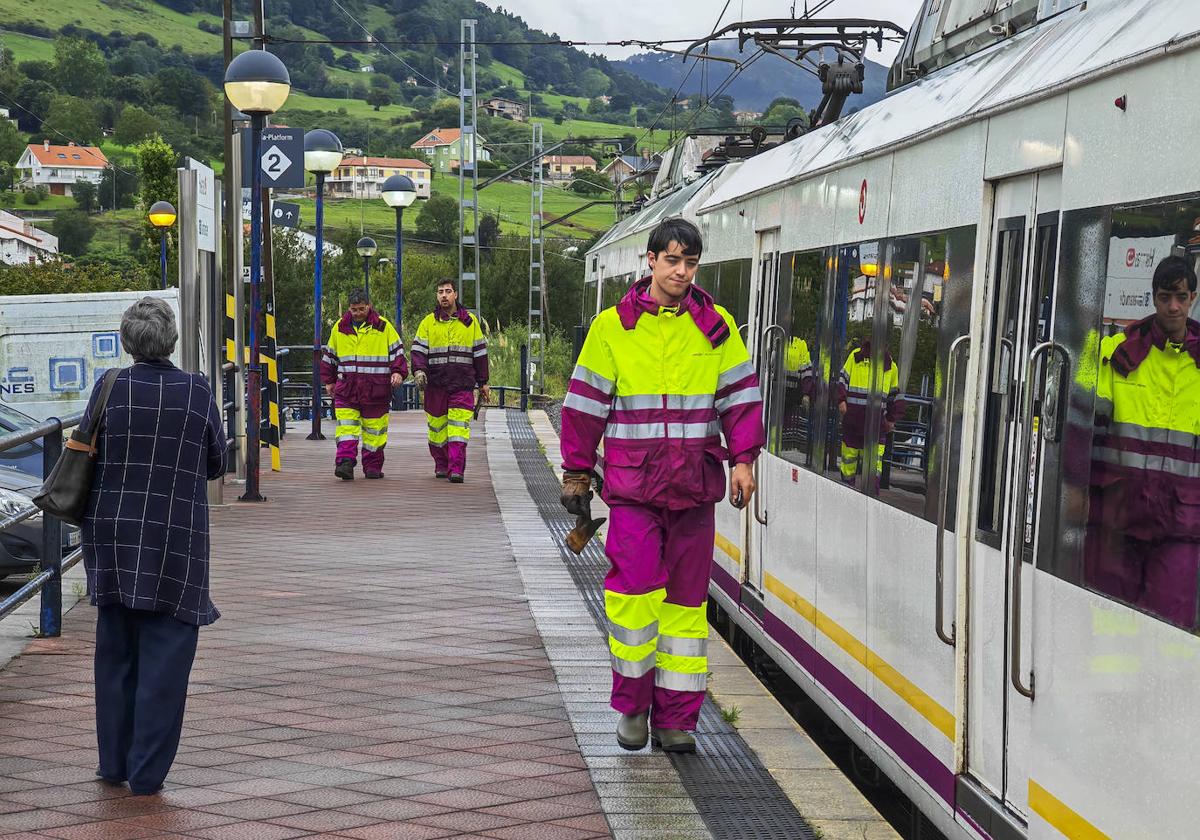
[586,2,1200,837]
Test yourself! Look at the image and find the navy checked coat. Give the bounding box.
[81,360,226,626]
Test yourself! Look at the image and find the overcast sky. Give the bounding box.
[479,0,926,63]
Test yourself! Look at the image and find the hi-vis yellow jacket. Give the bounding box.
[561,279,765,510]
[410,306,489,392]
[320,308,407,408]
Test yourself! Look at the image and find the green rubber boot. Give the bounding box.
[651,728,696,754]
[616,713,649,751]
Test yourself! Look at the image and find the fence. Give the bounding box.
[0,414,84,637]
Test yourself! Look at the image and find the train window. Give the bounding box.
[600,274,630,311]
[695,263,718,299]
[828,242,882,493]
[769,249,829,470]
[714,259,753,328]
[583,279,598,324]
[1051,196,1200,632]
[877,229,976,523]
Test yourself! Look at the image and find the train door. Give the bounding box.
[963,171,1062,831]
[745,228,782,596]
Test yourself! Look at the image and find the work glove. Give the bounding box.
[561,470,593,519]
[413,370,427,388]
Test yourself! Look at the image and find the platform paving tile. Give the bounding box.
[0,416,612,839]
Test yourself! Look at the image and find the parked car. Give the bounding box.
[0,465,81,577]
[0,402,45,479]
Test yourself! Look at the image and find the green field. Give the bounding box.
[0,0,225,54]
[0,30,55,63]
[288,179,617,243]
[280,91,416,124]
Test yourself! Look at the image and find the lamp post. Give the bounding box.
[380,174,417,331]
[303,129,344,441]
[224,49,290,503]
[356,237,377,299]
[148,200,176,290]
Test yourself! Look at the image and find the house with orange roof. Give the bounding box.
[326,154,432,200]
[15,141,108,197]
[412,127,491,173]
[0,210,57,264]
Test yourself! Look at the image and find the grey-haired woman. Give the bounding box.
[80,297,225,795]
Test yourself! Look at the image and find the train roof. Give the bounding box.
[588,167,730,255]
[697,0,1200,213]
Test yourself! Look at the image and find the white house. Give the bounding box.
[325,156,433,200]
[0,210,57,265]
[16,141,108,197]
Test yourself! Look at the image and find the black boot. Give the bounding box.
[335,460,354,481]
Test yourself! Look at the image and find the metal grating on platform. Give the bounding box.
[507,411,817,840]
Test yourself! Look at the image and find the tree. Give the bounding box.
[0,120,24,165]
[53,37,109,99]
[73,180,98,213]
[44,96,102,145]
[14,79,54,132]
[99,165,139,211]
[154,67,212,119]
[415,195,459,243]
[53,210,96,255]
[478,215,501,252]
[763,96,809,127]
[366,85,393,111]
[570,168,608,196]
[136,135,177,261]
[113,106,160,147]
[0,259,152,295]
[579,69,611,99]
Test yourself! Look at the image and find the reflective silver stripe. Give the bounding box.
[447,418,470,429]
[573,364,615,396]
[388,343,402,355]
[614,394,663,411]
[1094,447,1200,479]
[654,669,707,692]
[428,356,475,366]
[667,394,716,411]
[341,354,392,363]
[1094,396,1113,417]
[657,635,706,657]
[472,339,487,350]
[335,434,359,443]
[436,344,473,354]
[473,347,488,357]
[337,365,392,374]
[717,361,755,390]
[362,441,385,452]
[412,338,430,351]
[715,387,761,414]
[667,421,721,439]
[1107,421,1197,449]
[564,391,611,419]
[845,396,869,406]
[611,651,656,678]
[335,417,361,427]
[427,420,448,432]
[606,422,666,440]
[610,620,658,648]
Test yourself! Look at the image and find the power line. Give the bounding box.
[0,88,138,177]
[326,0,447,94]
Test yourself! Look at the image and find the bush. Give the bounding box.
[21,190,40,206]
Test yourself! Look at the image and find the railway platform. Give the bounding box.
[0,410,892,840]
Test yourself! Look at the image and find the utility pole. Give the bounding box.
[527,122,545,395]
[458,19,480,315]
[253,0,281,472]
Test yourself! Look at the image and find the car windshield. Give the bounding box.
[0,403,37,433]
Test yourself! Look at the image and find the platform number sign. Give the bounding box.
[240,127,304,189]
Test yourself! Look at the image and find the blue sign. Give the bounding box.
[240,127,304,189]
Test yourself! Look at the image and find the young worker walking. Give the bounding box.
[559,218,765,753]
[411,280,489,482]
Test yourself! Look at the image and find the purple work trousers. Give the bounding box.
[606,503,714,731]
[1084,525,1200,630]
[425,386,474,476]
[334,400,389,474]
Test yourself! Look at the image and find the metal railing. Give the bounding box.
[0,413,85,636]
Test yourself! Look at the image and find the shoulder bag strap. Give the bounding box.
[65,368,122,456]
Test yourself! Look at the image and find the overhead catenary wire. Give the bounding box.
[327,0,447,94]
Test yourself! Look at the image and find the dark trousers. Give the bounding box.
[94,605,199,794]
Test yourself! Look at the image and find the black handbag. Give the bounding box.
[33,368,121,527]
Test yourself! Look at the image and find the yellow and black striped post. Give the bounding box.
[264,302,282,471]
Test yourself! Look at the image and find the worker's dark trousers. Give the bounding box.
[94,605,199,794]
